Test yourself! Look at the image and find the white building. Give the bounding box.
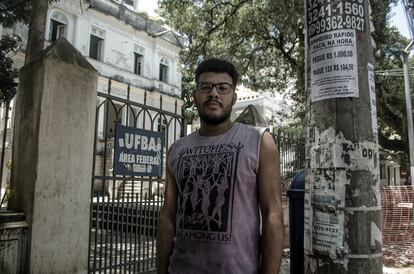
[7,0,182,97]
[0,0,184,197]
[231,86,292,128]
[231,87,273,123]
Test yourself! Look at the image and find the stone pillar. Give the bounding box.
[8,38,98,274]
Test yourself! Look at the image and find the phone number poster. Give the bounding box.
[310,29,358,102]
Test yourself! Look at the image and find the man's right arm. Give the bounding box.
[156,159,177,274]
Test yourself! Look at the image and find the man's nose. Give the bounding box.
[208,85,220,96]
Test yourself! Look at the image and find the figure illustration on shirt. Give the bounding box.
[211,175,228,228]
[176,148,237,234]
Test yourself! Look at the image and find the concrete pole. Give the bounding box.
[8,38,98,274]
[401,50,414,185]
[304,0,382,273]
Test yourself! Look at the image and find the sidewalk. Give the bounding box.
[280,249,414,274]
[383,267,414,274]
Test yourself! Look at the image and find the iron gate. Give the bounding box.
[88,79,185,273]
[274,130,305,193]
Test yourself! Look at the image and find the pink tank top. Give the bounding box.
[167,123,267,274]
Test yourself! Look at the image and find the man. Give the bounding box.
[156,58,284,274]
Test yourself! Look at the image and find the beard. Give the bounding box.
[196,100,233,125]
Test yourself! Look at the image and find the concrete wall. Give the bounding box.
[9,39,97,274]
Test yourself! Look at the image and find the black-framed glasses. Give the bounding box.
[196,82,234,94]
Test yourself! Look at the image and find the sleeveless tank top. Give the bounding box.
[167,122,267,274]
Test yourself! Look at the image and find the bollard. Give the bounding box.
[287,170,305,274]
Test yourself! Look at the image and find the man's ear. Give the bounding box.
[232,92,237,105]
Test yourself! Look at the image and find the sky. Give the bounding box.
[138,0,158,17]
[140,0,412,38]
[390,1,411,39]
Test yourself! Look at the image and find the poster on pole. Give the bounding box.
[310,29,358,102]
[113,124,164,177]
[304,168,346,258]
[368,63,378,138]
[306,0,365,102]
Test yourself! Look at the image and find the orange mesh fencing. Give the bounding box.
[381,186,414,267]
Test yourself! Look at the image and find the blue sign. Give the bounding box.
[114,124,164,177]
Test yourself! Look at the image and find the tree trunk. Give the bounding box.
[25,0,48,64]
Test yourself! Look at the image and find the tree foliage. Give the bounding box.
[0,0,31,102]
[159,0,305,116]
[369,0,413,163]
[0,0,56,100]
[374,25,412,167]
[0,0,32,28]
[0,34,20,101]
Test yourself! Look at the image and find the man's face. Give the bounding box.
[193,72,237,125]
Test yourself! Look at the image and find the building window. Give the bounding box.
[49,11,68,42]
[134,52,143,75]
[159,57,169,83]
[89,27,105,61]
[89,35,104,61]
[50,19,66,42]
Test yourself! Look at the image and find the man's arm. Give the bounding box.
[258,131,284,274]
[156,159,177,274]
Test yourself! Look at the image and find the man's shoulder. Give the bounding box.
[170,131,197,147]
[235,122,268,136]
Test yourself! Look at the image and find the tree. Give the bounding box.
[1,0,54,70]
[0,34,20,101]
[375,26,408,143]
[159,0,411,157]
[0,0,56,110]
[367,0,413,167]
[159,0,305,122]
[25,0,49,64]
[374,25,412,169]
[0,0,31,101]
[0,0,32,27]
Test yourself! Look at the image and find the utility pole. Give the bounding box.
[401,47,414,185]
[401,0,414,185]
[304,0,382,273]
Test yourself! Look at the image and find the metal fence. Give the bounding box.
[88,79,185,273]
[381,186,414,267]
[87,80,307,273]
[274,130,305,194]
[0,88,16,208]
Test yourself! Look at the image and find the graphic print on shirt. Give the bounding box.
[175,143,243,243]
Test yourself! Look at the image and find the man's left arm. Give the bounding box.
[258,131,284,274]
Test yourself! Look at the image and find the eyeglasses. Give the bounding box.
[196,82,234,94]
